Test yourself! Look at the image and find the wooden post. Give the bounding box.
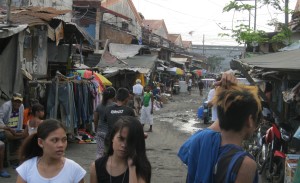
[54,76,59,119]
[95,7,103,51]
[100,39,109,62]
[6,0,12,25]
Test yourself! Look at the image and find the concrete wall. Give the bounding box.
[191,45,244,71]
[102,0,142,39]
[29,0,72,10]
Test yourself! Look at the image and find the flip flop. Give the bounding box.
[0,170,11,178]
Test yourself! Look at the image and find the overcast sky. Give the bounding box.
[132,0,298,46]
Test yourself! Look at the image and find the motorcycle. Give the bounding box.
[255,117,293,183]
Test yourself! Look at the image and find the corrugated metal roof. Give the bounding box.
[0,7,71,26]
[143,20,164,31]
[98,55,157,74]
[233,49,300,71]
[0,24,27,38]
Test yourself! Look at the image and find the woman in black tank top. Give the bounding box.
[90,116,151,183]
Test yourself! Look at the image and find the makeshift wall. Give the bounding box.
[101,24,133,45]
[47,43,69,62]
[23,27,48,77]
[0,34,24,105]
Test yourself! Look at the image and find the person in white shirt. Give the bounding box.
[188,78,193,95]
[132,79,144,115]
[16,119,86,183]
[207,77,221,123]
[207,86,218,123]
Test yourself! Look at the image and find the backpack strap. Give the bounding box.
[225,151,248,183]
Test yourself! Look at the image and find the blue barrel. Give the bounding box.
[197,106,204,119]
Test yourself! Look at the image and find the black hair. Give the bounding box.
[31,103,44,116]
[102,87,116,106]
[116,88,129,102]
[215,85,262,132]
[265,82,272,93]
[18,119,66,163]
[107,116,151,183]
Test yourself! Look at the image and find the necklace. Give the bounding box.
[109,157,127,183]
[37,157,65,182]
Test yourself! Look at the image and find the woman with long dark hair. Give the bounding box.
[94,87,116,158]
[16,119,86,183]
[90,116,151,183]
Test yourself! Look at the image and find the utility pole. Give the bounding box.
[6,0,12,25]
[95,6,102,51]
[254,0,257,31]
[285,0,289,26]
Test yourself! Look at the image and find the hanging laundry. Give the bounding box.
[55,22,64,46]
[47,24,55,41]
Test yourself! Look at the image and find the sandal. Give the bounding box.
[0,170,11,178]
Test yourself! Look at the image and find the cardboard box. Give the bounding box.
[285,154,300,183]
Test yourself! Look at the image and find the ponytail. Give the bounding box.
[18,133,43,163]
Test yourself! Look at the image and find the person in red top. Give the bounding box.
[23,99,39,127]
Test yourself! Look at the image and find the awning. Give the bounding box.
[0,24,27,38]
[109,43,146,59]
[160,64,168,68]
[98,55,157,68]
[170,57,187,65]
[232,49,300,71]
[166,67,184,75]
[100,55,158,75]
[74,63,90,69]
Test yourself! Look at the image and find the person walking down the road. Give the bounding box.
[207,77,221,123]
[177,72,239,183]
[16,119,86,183]
[179,82,261,183]
[213,84,262,183]
[140,86,154,132]
[133,79,144,115]
[94,87,116,158]
[197,79,204,96]
[187,78,192,95]
[90,116,151,183]
[104,88,136,135]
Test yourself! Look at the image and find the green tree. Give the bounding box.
[221,0,292,46]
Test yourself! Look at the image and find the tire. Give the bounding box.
[255,147,264,171]
[264,157,285,183]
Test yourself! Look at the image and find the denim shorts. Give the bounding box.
[0,131,6,141]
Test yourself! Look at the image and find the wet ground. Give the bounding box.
[3,88,209,183]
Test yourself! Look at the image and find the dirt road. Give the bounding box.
[3,88,207,183]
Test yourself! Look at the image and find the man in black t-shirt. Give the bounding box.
[104,88,135,132]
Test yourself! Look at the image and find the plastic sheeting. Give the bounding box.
[109,43,145,59]
[0,33,24,105]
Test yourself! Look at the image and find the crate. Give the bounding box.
[285,154,300,183]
